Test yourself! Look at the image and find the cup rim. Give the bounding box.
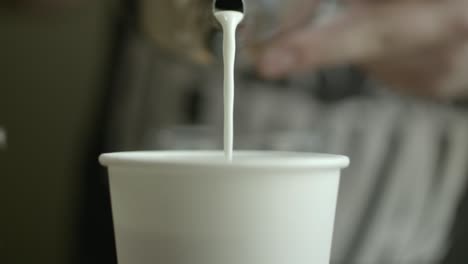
[99,150,349,170]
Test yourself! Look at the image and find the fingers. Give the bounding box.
[257,1,468,79]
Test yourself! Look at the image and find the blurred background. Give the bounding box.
[2,0,468,264]
[2,1,120,263]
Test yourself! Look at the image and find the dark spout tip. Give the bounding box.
[214,0,244,12]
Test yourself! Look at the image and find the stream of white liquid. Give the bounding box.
[214,10,244,161]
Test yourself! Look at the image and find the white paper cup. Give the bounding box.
[99,151,349,264]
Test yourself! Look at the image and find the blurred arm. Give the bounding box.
[140,0,215,63]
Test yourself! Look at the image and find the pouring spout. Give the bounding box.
[214,0,244,13]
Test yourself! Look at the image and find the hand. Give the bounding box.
[256,1,468,99]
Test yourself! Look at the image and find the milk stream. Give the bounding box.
[214,11,244,161]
